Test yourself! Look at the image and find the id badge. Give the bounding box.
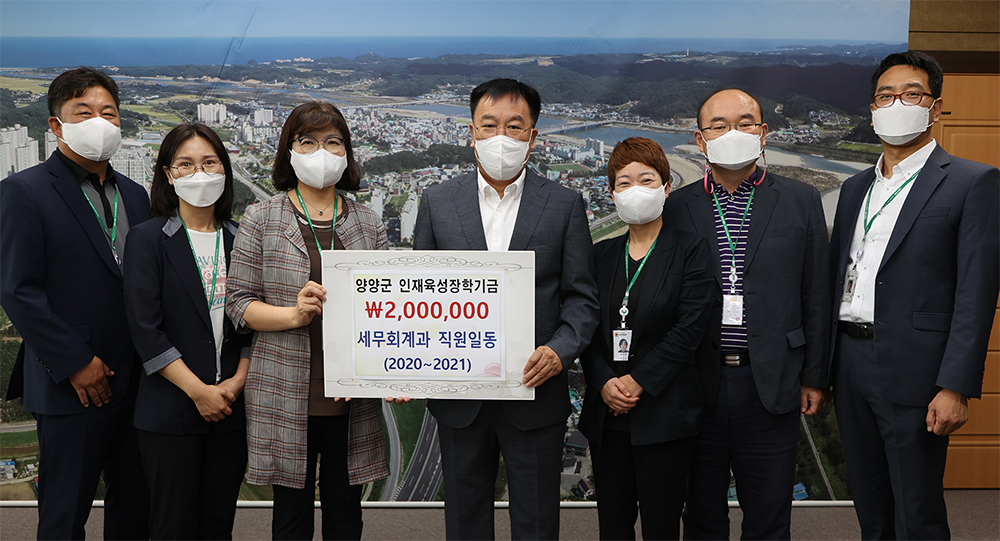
[842,266,859,303]
[722,294,744,326]
[613,329,633,362]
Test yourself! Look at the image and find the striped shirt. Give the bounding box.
[713,175,756,352]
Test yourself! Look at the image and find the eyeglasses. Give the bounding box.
[169,159,223,176]
[872,91,935,108]
[294,135,345,154]
[699,122,763,136]
[473,123,531,138]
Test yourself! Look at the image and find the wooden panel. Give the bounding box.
[954,394,1000,435]
[990,309,1000,351]
[984,352,1000,394]
[910,0,1000,33]
[943,443,1000,488]
[940,125,1000,168]
[909,32,1000,52]
[940,75,1000,120]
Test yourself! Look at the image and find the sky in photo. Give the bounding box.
[1,0,910,42]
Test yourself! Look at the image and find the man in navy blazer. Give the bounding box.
[830,51,999,539]
[663,88,831,539]
[0,67,150,540]
[413,79,599,540]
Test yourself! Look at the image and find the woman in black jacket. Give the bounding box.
[123,122,250,540]
[579,137,719,540]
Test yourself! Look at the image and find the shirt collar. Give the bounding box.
[711,170,757,198]
[477,168,526,201]
[875,139,937,186]
[55,148,117,189]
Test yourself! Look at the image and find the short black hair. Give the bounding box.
[871,51,943,99]
[470,78,541,127]
[150,123,235,222]
[696,88,763,128]
[47,67,120,117]
[273,101,360,192]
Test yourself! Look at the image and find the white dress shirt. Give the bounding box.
[839,139,937,322]
[478,169,526,251]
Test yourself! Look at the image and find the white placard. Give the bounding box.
[322,251,535,400]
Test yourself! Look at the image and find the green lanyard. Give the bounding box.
[619,235,659,329]
[82,186,120,263]
[713,185,755,291]
[180,217,221,308]
[863,168,921,237]
[295,187,338,253]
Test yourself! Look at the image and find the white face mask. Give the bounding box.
[289,149,348,190]
[57,117,121,161]
[704,129,763,171]
[872,101,934,146]
[474,134,531,181]
[171,171,226,208]
[613,185,667,225]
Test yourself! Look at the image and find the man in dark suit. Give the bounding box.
[413,78,599,540]
[0,67,150,540]
[663,88,831,539]
[830,51,999,539]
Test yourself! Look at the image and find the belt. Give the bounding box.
[839,320,875,338]
[721,352,750,367]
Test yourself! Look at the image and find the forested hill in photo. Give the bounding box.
[11,42,902,130]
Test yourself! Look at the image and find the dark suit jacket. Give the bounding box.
[578,226,718,448]
[413,170,600,430]
[123,216,251,435]
[662,172,831,415]
[0,153,149,415]
[830,146,999,405]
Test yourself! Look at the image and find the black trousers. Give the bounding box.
[272,415,362,541]
[137,428,248,540]
[591,429,696,540]
[833,331,950,540]
[683,365,800,540]
[34,393,149,541]
[438,402,565,541]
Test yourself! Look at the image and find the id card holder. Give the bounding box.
[613,329,632,362]
[722,295,743,326]
[842,266,859,303]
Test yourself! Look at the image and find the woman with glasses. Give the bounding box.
[226,101,392,540]
[123,123,250,539]
[578,137,717,540]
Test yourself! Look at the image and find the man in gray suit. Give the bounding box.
[662,88,831,539]
[414,78,599,540]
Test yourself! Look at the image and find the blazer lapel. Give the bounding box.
[598,235,627,355]
[48,159,123,279]
[879,148,949,272]
[508,173,548,251]
[162,227,213,330]
[743,177,778,271]
[119,180,148,230]
[453,174,488,250]
[630,230,675,347]
[836,169,873,273]
[684,189,723,287]
[279,197,309,256]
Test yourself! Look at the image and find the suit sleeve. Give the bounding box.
[799,187,832,389]
[225,203,266,333]
[122,227,182,375]
[0,177,92,383]
[630,236,718,398]
[545,194,600,369]
[413,190,437,250]
[579,247,617,391]
[935,166,1000,398]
